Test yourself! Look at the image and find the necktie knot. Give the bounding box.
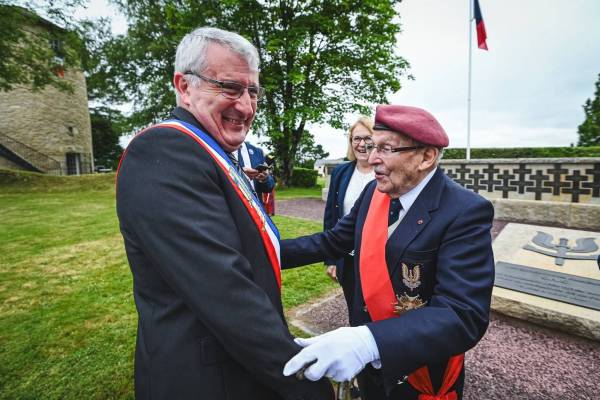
[228,152,243,172]
[237,148,245,168]
[388,198,402,226]
[227,152,254,192]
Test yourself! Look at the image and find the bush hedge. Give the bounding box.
[291,167,318,187]
[443,146,600,159]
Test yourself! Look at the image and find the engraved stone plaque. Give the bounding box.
[492,223,600,341]
[495,261,600,311]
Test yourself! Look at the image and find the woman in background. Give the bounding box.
[323,117,375,308]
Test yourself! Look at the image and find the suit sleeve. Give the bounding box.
[252,147,275,193]
[255,175,275,193]
[282,182,372,269]
[367,196,495,391]
[117,129,331,399]
[323,165,341,266]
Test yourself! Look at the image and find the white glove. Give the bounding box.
[283,326,380,382]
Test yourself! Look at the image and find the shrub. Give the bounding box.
[291,167,318,187]
[443,146,600,159]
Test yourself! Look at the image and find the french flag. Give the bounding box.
[474,0,488,50]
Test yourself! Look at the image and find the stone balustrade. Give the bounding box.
[440,158,600,204]
[321,158,600,229]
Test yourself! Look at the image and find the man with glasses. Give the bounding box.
[116,27,332,400]
[282,105,495,400]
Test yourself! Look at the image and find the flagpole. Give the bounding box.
[467,0,473,160]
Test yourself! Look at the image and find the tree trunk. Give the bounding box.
[279,150,294,187]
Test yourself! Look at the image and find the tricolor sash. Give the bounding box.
[359,189,463,399]
[117,119,282,288]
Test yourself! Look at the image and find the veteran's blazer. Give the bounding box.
[281,168,495,399]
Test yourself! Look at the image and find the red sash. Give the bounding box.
[359,189,463,398]
[117,121,281,289]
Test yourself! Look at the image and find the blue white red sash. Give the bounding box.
[118,119,282,288]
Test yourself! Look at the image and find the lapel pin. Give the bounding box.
[417,219,424,225]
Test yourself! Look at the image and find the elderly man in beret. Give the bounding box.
[282,105,495,400]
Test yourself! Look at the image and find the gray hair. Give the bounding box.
[174,27,259,104]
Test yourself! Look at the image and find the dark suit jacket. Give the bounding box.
[282,168,495,399]
[323,161,356,282]
[242,142,275,196]
[116,107,332,400]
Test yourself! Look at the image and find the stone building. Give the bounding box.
[0,7,93,175]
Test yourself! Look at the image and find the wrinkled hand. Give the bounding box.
[283,326,379,382]
[325,265,337,282]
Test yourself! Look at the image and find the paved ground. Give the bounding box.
[278,198,599,400]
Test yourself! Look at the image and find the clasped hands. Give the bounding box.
[283,326,380,382]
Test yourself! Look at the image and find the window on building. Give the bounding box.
[50,38,65,77]
[66,153,81,175]
[49,38,65,63]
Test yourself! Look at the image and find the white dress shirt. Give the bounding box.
[235,142,254,189]
[387,168,437,237]
[343,166,375,216]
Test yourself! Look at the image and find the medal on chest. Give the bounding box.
[393,263,426,315]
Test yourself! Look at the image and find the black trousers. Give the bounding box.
[356,365,464,400]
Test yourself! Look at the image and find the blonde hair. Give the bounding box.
[346,117,375,161]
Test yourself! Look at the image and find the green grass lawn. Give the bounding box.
[0,170,334,399]
[275,185,323,199]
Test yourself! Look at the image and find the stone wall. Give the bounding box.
[440,158,600,229]
[440,158,600,205]
[0,16,93,175]
[321,158,600,229]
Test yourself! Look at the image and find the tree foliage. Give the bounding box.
[577,73,600,147]
[90,106,124,169]
[0,1,86,92]
[91,0,409,185]
[295,132,329,169]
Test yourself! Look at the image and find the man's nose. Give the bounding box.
[234,90,255,113]
[368,149,380,165]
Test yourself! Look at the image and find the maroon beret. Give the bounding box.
[373,105,449,148]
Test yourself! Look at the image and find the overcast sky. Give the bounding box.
[76,0,600,158]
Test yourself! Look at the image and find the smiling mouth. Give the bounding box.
[223,116,245,126]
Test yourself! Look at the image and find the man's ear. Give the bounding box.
[419,147,439,171]
[173,72,190,105]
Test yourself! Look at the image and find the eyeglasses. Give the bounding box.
[365,143,424,156]
[351,135,373,144]
[184,71,265,100]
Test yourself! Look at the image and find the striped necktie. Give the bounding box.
[227,152,255,194]
[237,148,245,168]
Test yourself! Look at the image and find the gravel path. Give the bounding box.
[277,198,326,221]
[278,198,599,400]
